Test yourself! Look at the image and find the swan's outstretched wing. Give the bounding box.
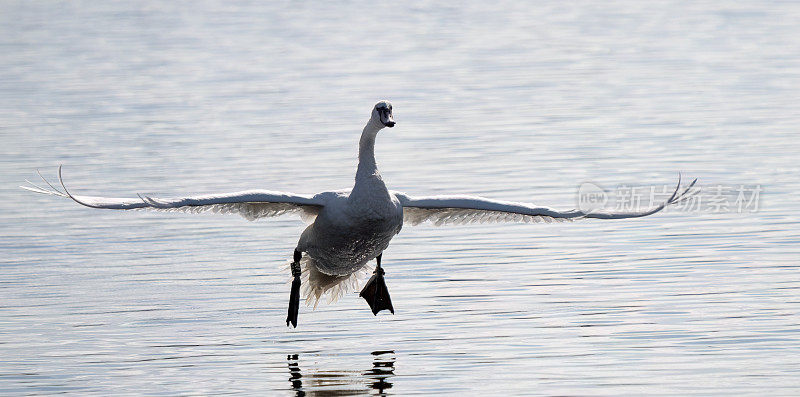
[394,176,697,226]
[21,167,323,221]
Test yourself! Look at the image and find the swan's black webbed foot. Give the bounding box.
[286,250,302,328]
[360,254,395,315]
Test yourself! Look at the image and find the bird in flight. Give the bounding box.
[23,100,696,328]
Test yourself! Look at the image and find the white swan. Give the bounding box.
[22,100,696,327]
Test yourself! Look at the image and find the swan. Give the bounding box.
[22,100,696,328]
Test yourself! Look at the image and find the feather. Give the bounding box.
[22,167,323,222]
[395,173,696,226]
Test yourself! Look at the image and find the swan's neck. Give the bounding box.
[356,121,382,181]
[351,119,392,209]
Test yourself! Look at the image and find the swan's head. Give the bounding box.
[372,100,395,128]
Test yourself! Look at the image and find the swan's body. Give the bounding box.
[22,101,696,327]
[297,191,402,276]
[297,109,403,278]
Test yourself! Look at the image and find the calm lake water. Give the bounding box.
[2,1,800,395]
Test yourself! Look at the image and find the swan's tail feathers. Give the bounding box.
[285,257,373,309]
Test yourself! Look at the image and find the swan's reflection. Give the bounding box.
[287,350,395,396]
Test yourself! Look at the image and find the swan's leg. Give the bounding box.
[286,250,302,328]
[359,253,395,315]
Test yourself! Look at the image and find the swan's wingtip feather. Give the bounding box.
[37,168,65,195]
[20,184,50,195]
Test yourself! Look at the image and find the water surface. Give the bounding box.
[2,1,799,395]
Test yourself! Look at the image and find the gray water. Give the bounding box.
[2,1,800,395]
